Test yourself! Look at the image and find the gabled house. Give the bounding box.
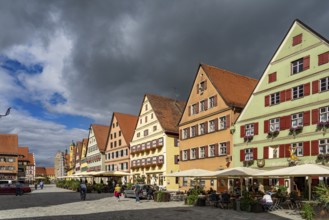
[130,94,185,190]
[105,112,138,182]
[0,134,18,181]
[80,138,89,173]
[233,19,329,192]
[86,124,110,173]
[66,142,76,176]
[26,152,35,184]
[178,64,257,191]
[74,141,83,174]
[17,147,29,180]
[54,151,65,178]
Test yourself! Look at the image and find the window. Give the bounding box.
[245,124,254,136]
[114,132,116,138]
[292,85,304,99]
[291,142,303,157]
[139,119,142,124]
[293,34,302,46]
[320,77,329,92]
[199,81,205,93]
[183,128,188,139]
[219,143,227,155]
[191,104,197,115]
[151,113,154,119]
[190,126,197,137]
[190,148,196,159]
[209,120,215,132]
[144,129,149,136]
[209,96,215,108]
[244,148,253,161]
[269,146,278,159]
[112,123,115,128]
[199,123,205,135]
[153,125,157,131]
[269,118,280,132]
[145,116,148,123]
[319,139,329,154]
[270,92,280,105]
[114,141,117,147]
[183,177,188,186]
[291,113,303,128]
[320,106,329,122]
[207,145,215,157]
[199,147,205,158]
[200,100,206,112]
[110,134,113,139]
[119,139,122,146]
[116,122,118,127]
[291,58,303,74]
[119,131,121,137]
[219,116,226,130]
[145,104,148,111]
[110,142,113,148]
[318,51,329,65]
[183,150,188,160]
[137,132,140,138]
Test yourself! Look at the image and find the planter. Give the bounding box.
[251,203,263,213]
[154,191,171,202]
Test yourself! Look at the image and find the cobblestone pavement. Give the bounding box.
[0,185,303,220]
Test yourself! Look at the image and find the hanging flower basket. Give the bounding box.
[289,126,303,136]
[243,160,254,167]
[267,130,280,139]
[244,135,253,142]
[316,154,329,164]
[316,121,329,132]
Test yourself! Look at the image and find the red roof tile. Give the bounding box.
[18,147,29,161]
[114,112,138,143]
[27,153,35,166]
[91,124,110,153]
[0,134,18,155]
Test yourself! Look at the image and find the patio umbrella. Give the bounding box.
[253,164,329,200]
[166,169,215,177]
[212,167,264,177]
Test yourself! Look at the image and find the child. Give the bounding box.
[114,184,121,201]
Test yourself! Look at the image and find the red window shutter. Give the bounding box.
[279,145,285,158]
[286,115,291,130]
[318,51,329,65]
[214,119,218,131]
[187,128,190,138]
[253,148,258,160]
[204,99,208,110]
[240,150,244,161]
[303,56,310,70]
[304,111,311,126]
[312,80,319,94]
[196,84,199,94]
[254,122,259,135]
[179,129,182,140]
[268,72,277,83]
[195,125,198,136]
[214,95,218,106]
[303,141,310,156]
[196,103,199,113]
[264,120,269,133]
[188,106,191,116]
[292,34,302,46]
[265,95,270,107]
[214,144,219,156]
[280,90,286,103]
[204,146,208,157]
[226,142,230,155]
[285,144,291,158]
[226,115,230,128]
[264,146,269,159]
[204,80,207,90]
[240,125,245,138]
[279,178,284,185]
[195,148,199,159]
[180,151,183,161]
[311,140,319,156]
[187,149,190,160]
[286,89,292,101]
[304,83,310,96]
[280,115,290,130]
[204,122,208,133]
[312,109,319,125]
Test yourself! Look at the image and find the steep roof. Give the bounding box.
[146,94,186,134]
[114,112,138,143]
[0,134,18,155]
[201,63,258,109]
[91,124,110,153]
[18,147,29,161]
[45,167,55,176]
[27,153,35,166]
[35,167,47,176]
[76,141,83,159]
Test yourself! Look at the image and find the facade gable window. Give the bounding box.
[199,81,206,93]
[144,129,149,136]
[183,150,188,160]
[219,116,226,130]
[320,106,329,122]
[320,77,329,92]
[319,139,329,154]
[190,148,196,159]
[199,147,205,158]
[200,100,206,112]
[182,128,188,139]
[244,148,253,161]
[145,104,148,111]
[209,120,215,132]
[140,119,142,124]
[291,142,303,157]
[190,126,197,137]
[292,58,303,74]
[209,145,215,157]
[269,146,279,159]
[291,113,303,128]
[137,132,140,138]
[153,125,157,131]
[292,34,302,46]
[245,124,254,136]
[270,118,280,132]
[199,123,205,135]
[151,113,153,119]
[209,96,215,108]
[270,92,280,105]
[318,51,329,66]
[145,116,148,123]
[191,104,198,115]
[292,85,304,99]
[219,142,227,155]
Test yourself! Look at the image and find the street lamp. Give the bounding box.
[0,107,11,118]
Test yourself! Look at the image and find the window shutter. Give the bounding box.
[214,144,219,156]
[240,125,245,138]
[318,51,329,65]
[180,150,183,161]
[265,95,269,107]
[312,109,319,125]
[268,72,277,83]
[204,99,208,110]
[187,149,190,160]
[264,120,269,134]
[292,34,302,46]
[204,122,208,133]
[204,146,208,158]
[204,80,207,90]
[303,141,310,156]
[226,142,230,155]
[280,116,286,130]
[304,111,310,126]
[303,56,310,70]
[195,125,198,136]
[263,146,269,159]
[174,155,179,164]
[179,129,182,140]
[312,80,319,94]
[188,106,191,116]
[240,150,245,161]
[195,148,199,159]
[279,178,284,185]
[311,140,319,156]
[174,137,178,146]
[253,148,258,160]
[187,128,190,138]
[285,144,291,158]
[286,89,292,101]
[196,84,199,94]
[280,90,286,103]
[196,103,199,113]
[254,122,259,135]
[214,95,218,106]
[304,83,310,96]
[226,115,230,129]
[214,119,218,131]
[279,145,285,158]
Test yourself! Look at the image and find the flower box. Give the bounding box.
[244,135,253,142]
[289,126,303,136]
[267,130,280,138]
[316,121,329,132]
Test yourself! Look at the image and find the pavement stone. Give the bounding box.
[0,184,303,220]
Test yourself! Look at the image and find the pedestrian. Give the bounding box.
[34,182,38,190]
[114,184,121,202]
[15,181,21,196]
[134,182,141,203]
[40,180,44,189]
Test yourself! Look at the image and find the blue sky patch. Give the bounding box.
[49,92,67,105]
[0,56,43,74]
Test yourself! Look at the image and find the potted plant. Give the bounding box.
[289,126,303,137]
[244,135,253,142]
[94,183,104,193]
[267,130,280,139]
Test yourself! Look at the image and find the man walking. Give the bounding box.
[134,182,141,203]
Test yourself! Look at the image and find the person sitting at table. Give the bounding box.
[219,190,231,209]
[261,191,273,211]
